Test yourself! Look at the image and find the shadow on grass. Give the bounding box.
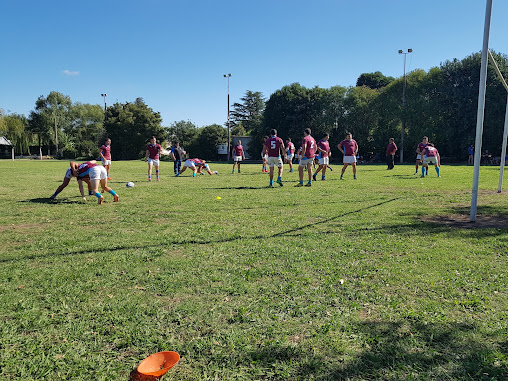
[1,198,400,263]
[241,320,506,380]
[19,197,83,205]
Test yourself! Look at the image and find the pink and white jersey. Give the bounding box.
[287,142,295,154]
[233,145,243,157]
[190,158,205,168]
[317,139,330,158]
[302,135,316,158]
[417,142,428,154]
[339,139,358,156]
[264,136,284,157]
[146,143,162,159]
[424,146,438,157]
[101,145,111,160]
[77,161,96,178]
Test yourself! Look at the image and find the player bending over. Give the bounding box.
[69,160,119,204]
[420,143,441,178]
[176,158,217,177]
[50,166,92,200]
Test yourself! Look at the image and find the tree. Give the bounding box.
[0,113,31,155]
[104,98,165,160]
[66,103,105,158]
[167,120,199,149]
[230,91,265,133]
[191,124,227,160]
[356,72,395,89]
[32,91,72,156]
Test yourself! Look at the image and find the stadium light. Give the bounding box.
[398,49,412,163]
[101,93,107,113]
[223,74,232,162]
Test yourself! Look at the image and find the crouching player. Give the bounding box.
[50,166,92,201]
[420,143,441,178]
[176,158,217,177]
[70,160,119,204]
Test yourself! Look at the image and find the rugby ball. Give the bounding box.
[126,182,135,188]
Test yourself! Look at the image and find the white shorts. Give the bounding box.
[89,166,108,181]
[423,156,438,165]
[319,157,329,165]
[267,156,283,168]
[286,154,294,161]
[184,159,196,168]
[65,167,72,179]
[148,158,160,166]
[234,156,242,162]
[262,154,268,160]
[416,154,422,160]
[299,157,314,167]
[343,156,357,164]
[102,159,111,166]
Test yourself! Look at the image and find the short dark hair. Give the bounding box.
[304,128,311,135]
[346,132,352,136]
[270,129,277,136]
[323,133,329,138]
[389,138,394,142]
[423,136,428,140]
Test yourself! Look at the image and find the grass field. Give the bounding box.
[0,160,507,380]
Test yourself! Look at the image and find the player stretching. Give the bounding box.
[177,158,217,176]
[420,143,441,177]
[313,134,331,181]
[263,129,285,187]
[100,138,112,180]
[338,132,358,180]
[69,160,119,204]
[285,138,295,172]
[415,136,428,175]
[145,136,162,181]
[296,128,316,187]
[232,140,245,173]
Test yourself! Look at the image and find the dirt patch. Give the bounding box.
[0,223,43,233]
[422,214,508,229]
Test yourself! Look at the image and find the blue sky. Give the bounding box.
[1,0,507,127]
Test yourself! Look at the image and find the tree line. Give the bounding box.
[1,51,507,162]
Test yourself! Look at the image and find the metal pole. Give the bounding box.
[401,54,407,163]
[227,76,230,162]
[470,0,493,222]
[498,95,508,192]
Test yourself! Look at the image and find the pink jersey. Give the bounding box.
[386,142,397,155]
[146,143,162,159]
[302,135,316,158]
[287,142,295,154]
[101,145,111,160]
[339,139,358,156]
[233,145,243,157]
[77,161,96,178]
[417,142,428,154]
[190,158,205,168]
[424,146,438,157]
[317,139,330,158]
[264,136,284,157]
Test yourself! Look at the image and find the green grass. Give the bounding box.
[0,160,507,380]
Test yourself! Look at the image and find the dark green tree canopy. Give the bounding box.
[356,72,395,89]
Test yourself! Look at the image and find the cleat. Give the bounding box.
[340,176,344,180]
[157,178,160,181]
[420,175,425,178]
[98,196,104,205]
[148,178,151,182]
[107,177,112,180]
[277,179,283,187]
[113,194,119,202]
[321,178,326,181]
[328,167,333,171]
[268,184,274,188]
[312,174,317,181]
[295,183,304,187]
[289,168,293,172]
[305,183,312,187]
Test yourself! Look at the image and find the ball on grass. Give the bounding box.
[216,196,221,200]
[126,182,135,188]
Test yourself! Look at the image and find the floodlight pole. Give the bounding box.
[101,93,107,113]
[398,49,412,163]
[224,74,231,161]
[470,0,493,222]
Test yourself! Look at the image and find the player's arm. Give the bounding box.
[99,147,105,160]
[337,144,344,155]
[280,143,286,157]
[145,149,149,161]
[77,179,86,202]
[355,143,359,156]
[262,144,268,157]
[300,143,307,159]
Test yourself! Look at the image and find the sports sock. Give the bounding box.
[308,180,312,185]
[299,180,303,185]
[270,180,273,186]
[192,173,196,177]
[422,167,425,176]
[109,190,117,196]
[95,192,102,199]
[50,191,59,199]
[322,175,325,180]
[277,176,281,182]
[436,167,440,176]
